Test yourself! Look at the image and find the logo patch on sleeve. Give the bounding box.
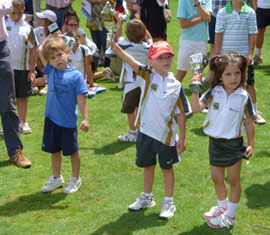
[213,102,219,110]
[151,83,158,91]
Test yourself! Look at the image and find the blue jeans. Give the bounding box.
[46,4,73,30]
[0,40,23,158]
[90,28,110,67]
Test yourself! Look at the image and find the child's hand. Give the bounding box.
[80,119,89,132]
[115,12,123,24]
[176,138,186,154]
[28,71,36,84]
[245,146,253,158]
[191,73,202,83]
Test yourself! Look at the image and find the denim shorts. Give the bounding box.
[42,117,79,156]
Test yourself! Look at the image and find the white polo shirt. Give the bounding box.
[201,85,254,139]
[5,17,38,70]
[118,36,152,84]
[135,67,191,146]
[34,26,46,44]
[68,45,91,77]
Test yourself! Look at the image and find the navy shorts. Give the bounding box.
[14,70,32,98]
[208,15,216,44]
[136,131,179,169]
[247,65,254,85]
[42,117,79,156]
[256,8,270,29]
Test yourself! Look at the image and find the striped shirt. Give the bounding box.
[0,0,12,42]
[201,85,254,139]
[46,0,73,9]
[5,17,38,70]
[215,1,257,56]
[135,66,191,146]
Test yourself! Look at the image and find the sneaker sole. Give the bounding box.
[41,184,64,193]
[63,183,82,194]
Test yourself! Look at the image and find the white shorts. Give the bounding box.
[177,39,208,71]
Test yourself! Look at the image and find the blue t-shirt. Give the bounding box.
[177,0,212,40]
[43,64,88,128]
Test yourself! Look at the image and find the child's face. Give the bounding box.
[72,37,81,52]
[220,64,242,94]
[148,53,173,77]
[67,19,79,32]
[48,50,70,70]
[10,6,24,23]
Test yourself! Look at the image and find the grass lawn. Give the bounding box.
[0,1,270,234]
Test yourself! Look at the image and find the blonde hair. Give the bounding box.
[42,36,69,61]
[12,0,25,8]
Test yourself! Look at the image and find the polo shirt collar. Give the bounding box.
[152,70,175,81]
[216,85,246,96]
[226,0,249,14]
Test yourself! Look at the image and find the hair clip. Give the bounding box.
[237,54,240,57]
[217,55,221,59]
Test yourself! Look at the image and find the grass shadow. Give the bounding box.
[254,64,270,75]
[94,141,135,155]
[254,150,270,158]
[0,159,13,168]
[244,181,270,209]
[178,222,233,234]
[0,192,68,217]
[92,211,168,234]
[190,127,206,136]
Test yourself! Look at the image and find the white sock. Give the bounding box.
[164,197,173,202]
[143,192,153,198]
[218,198,228,209]
[226,202,238,218]
[253,103,257,113]
[256,48,262,57]
[129,130,137,134]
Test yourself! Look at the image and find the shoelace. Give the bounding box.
[218,215,233,228]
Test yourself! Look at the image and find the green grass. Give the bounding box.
[0,1,270,234]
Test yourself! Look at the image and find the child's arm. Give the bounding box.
[214,32,223,55]
[179,17,203,29]
[190,74,206,112]
[176,113,186,153]
[77,94,89,132]
[109,41,140,73]
[193,0,211,22]
[244,117,255,158]
[145,28,152,42]
[38,40,48,67]
[248,34,256,65]
[28,47,36,84]
[115,13,123,42]
[253,0,258,11]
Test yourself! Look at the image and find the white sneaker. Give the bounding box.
[32,87,39,95]
[63,177,82,194]
[19,122,32,134]
[118,131,137,143]
[41,175,64,193]
[39,85,48,96]
[0,127,3,135]
[254,112,266,124]
[207,214,236,228]
[203,206,227,220]
[159,200,176,219]
[128,193,156,211]
[103,67,116,82]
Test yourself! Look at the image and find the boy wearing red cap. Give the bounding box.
[110,40,191,219]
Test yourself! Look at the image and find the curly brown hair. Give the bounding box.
[209,52,248,89]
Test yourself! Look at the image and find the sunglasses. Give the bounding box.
[68,23,78,27]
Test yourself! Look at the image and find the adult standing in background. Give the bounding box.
[45,0,74,29]
[0,0,31,168]
[252,0,270,64]
[139,0,168,42]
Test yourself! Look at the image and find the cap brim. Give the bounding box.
[150,51,175,59]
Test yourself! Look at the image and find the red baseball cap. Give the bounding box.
[148,41,175,59]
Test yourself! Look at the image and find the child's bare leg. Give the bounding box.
[246,85,257,105]
[32,77,45,87]
[175,70,187,82]
[211,166,227,200]
[144,165,155,193]
[70,152,81,179]
[227,160,242,203]
[51,151,62,178]
[127,113,136,131]
[16,97,27,122]
[162,168,174,197]
[94,71,104,80]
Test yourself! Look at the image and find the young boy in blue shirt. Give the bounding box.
[109,40,191,219]
[38,35,89,194]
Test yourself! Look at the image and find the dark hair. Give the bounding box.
[64,9,78,22]
[125,19,146,43]
[66,15,80,24]
[209,52,248,88]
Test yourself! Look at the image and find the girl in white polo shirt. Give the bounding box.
[191,52,255,228]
